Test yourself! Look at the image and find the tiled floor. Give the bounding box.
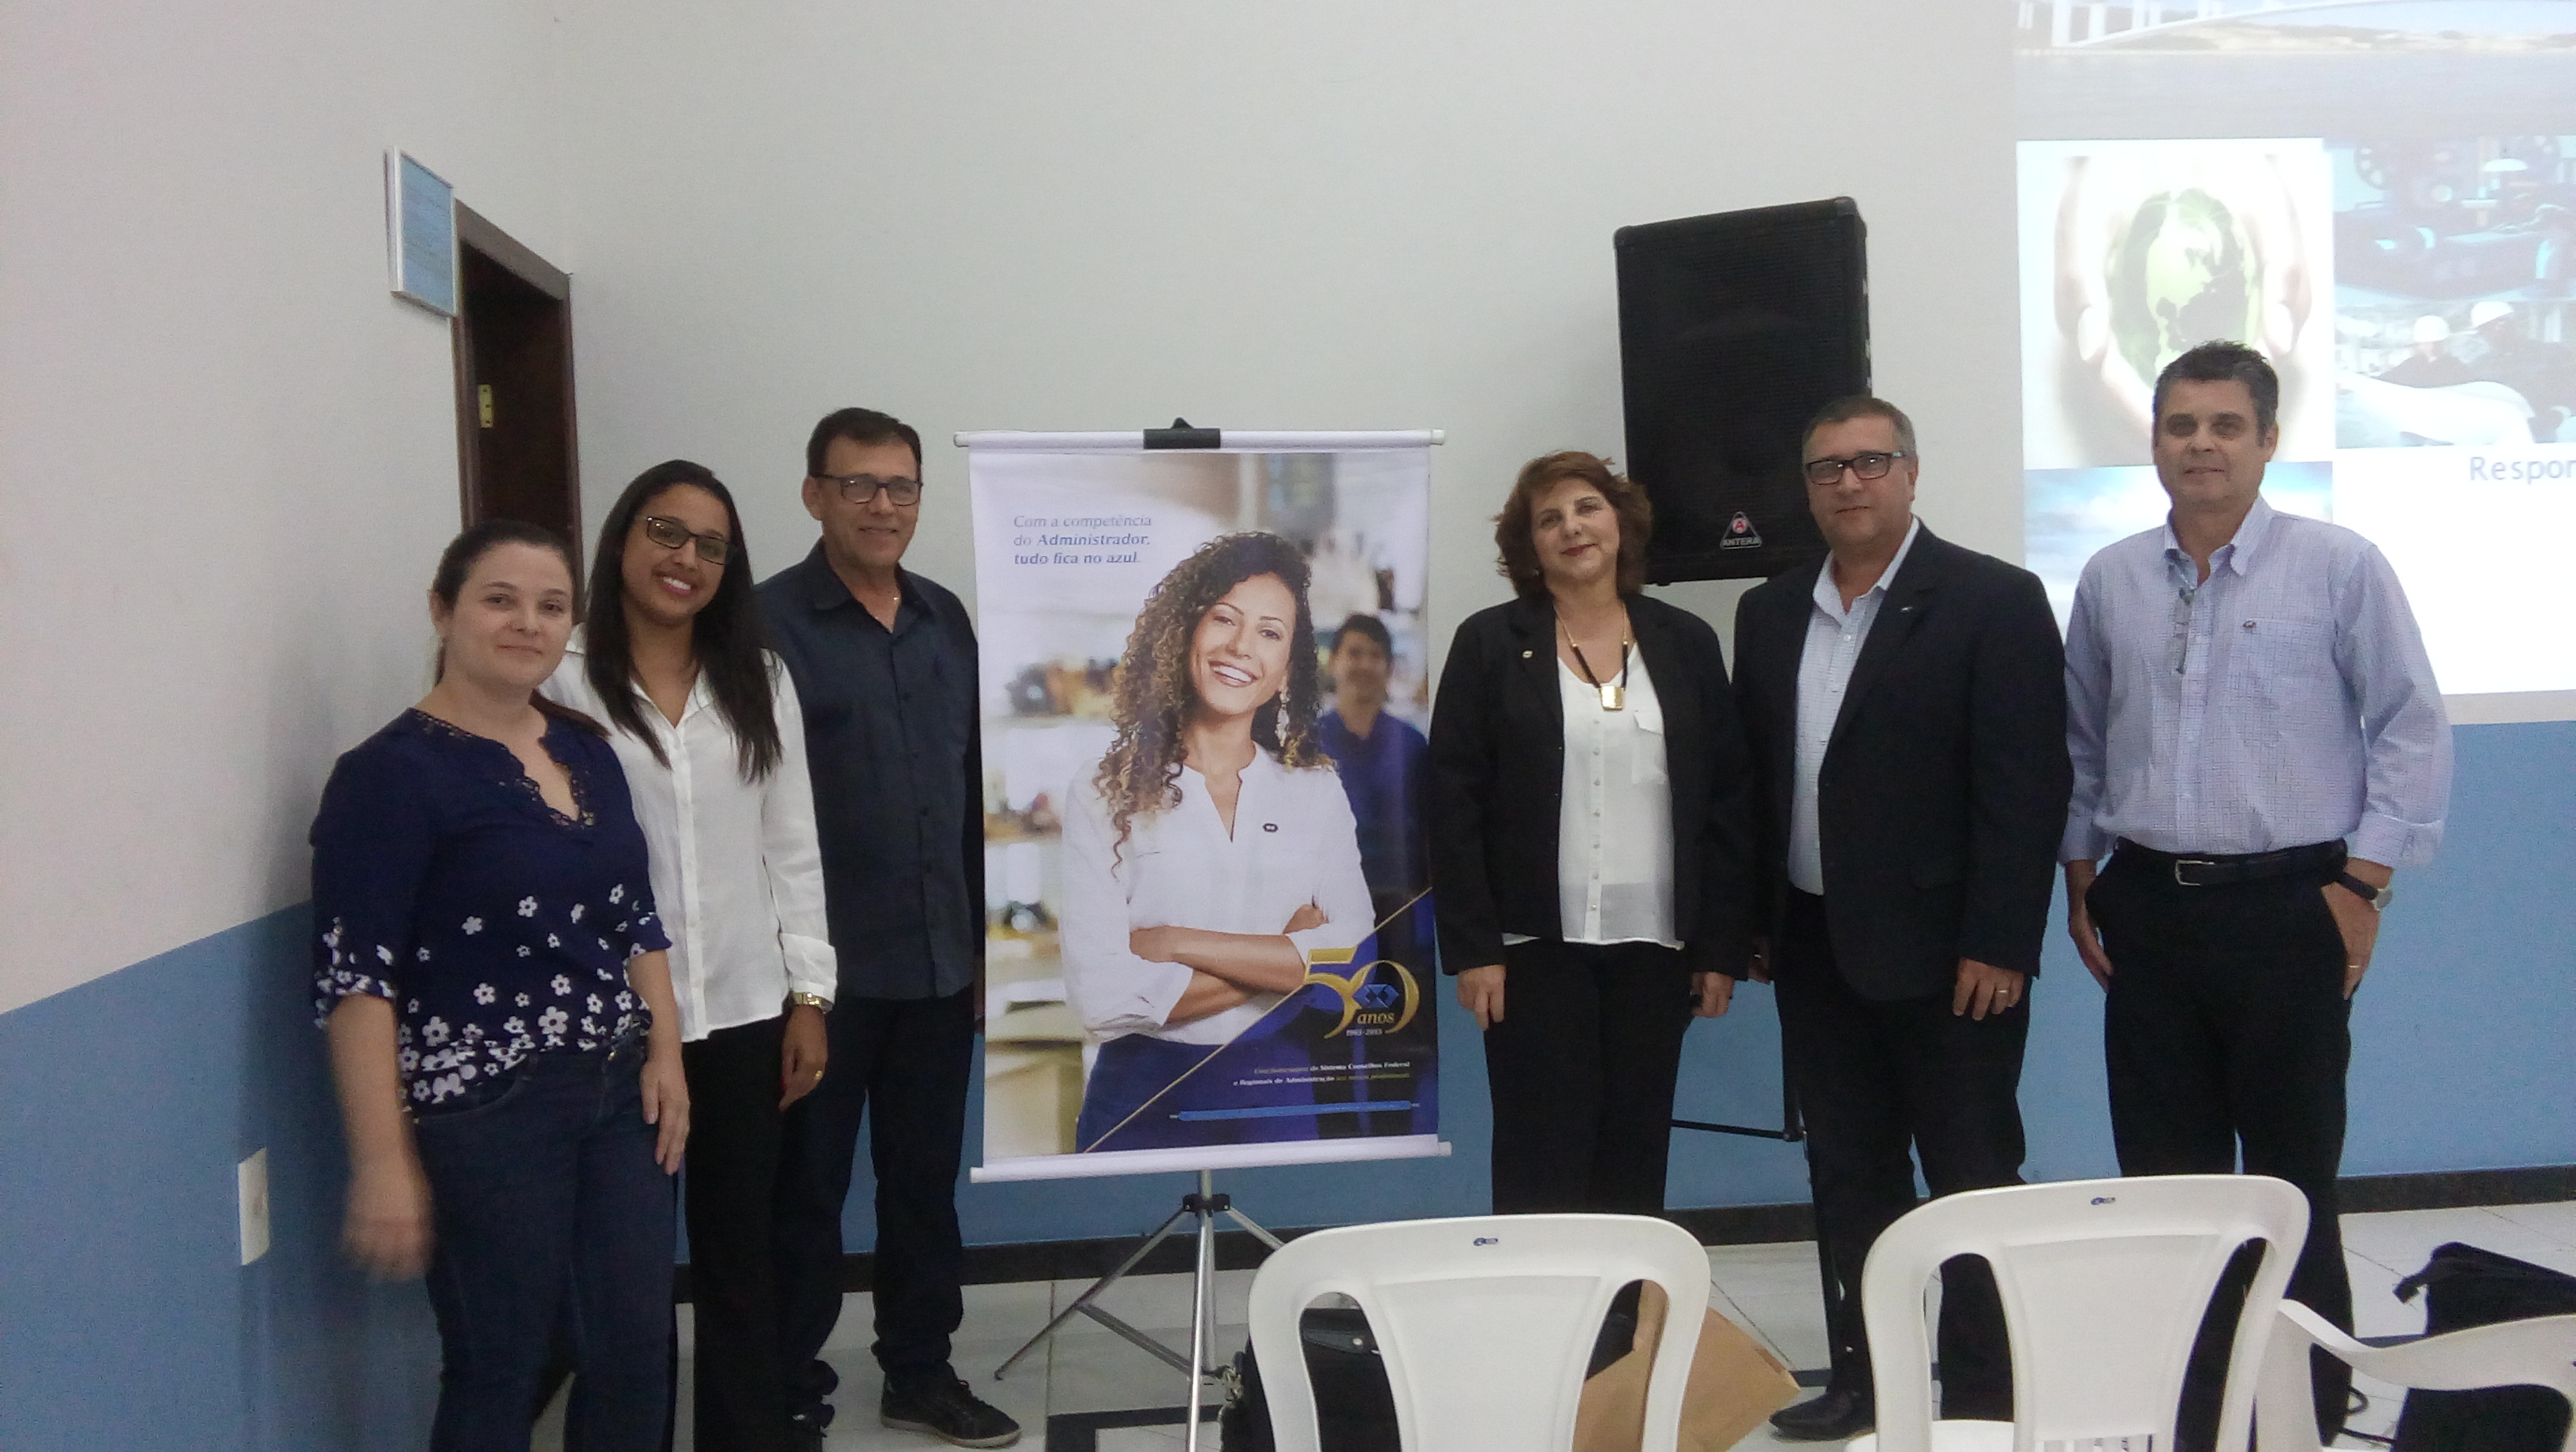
[553,1201,2576,1450]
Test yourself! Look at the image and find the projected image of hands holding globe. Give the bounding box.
[2024,139,2335,468]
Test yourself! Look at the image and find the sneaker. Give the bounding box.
[880,1375,1022,1449]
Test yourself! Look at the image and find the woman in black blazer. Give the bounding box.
[1428,451,1754,1214]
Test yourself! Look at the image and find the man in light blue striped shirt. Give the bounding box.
[2061,342,2451,1446]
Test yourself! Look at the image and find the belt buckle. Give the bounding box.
[2172,858,2214,887]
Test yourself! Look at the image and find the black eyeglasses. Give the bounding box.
[818,473,925,507]
[640,515,732,564]
[1803,450,1912,486]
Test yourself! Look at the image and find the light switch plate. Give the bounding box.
[238,1149,271,1266]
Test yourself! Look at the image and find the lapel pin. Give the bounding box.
[1522,649,1533,658]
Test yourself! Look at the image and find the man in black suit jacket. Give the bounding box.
[1732,397,2070,1440]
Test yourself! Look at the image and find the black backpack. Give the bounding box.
[2391,1241,2576,1451]
[1219,1308,1401,1452]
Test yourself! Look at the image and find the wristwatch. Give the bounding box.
[2334,873,2394,912]
[788,991,833,1012]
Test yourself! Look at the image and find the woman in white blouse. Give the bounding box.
[1427,451,1753,1214]
[546,460,833,1452]
[1060,531,1373,1153]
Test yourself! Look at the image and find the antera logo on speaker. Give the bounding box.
[1720,511,1763,549]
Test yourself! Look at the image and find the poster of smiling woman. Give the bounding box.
[960,431,1447,1182]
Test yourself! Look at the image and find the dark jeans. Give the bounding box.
[681,1015,792,1452]
[2087,849,2355,1447]
[411,1041,675,1452]
[1481,938,1694,1214]
[774,986,974,1428]
[1773,889,2023,1418]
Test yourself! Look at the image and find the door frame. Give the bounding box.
[451,202,580,567]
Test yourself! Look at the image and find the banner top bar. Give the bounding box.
[954,429,1443,453]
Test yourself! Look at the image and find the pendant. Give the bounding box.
[1600,683,1624,711]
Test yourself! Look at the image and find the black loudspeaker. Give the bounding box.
[1616,197,1870,583]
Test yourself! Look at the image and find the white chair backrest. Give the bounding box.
[1860,1175,2309,1452]
[1246,1214,1711,1452]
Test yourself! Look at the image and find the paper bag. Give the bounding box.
[1572,1280,1802,1452]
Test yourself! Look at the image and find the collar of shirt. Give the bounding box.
[1810,515,1922,624]
[795,542,922,626]
[560,633,712,728]
[1320,709,1381,756]
[2161,493,2278,585]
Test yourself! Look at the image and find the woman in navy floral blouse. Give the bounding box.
[312,519,689,1451]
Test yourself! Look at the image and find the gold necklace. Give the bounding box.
[1559,619,1632,711]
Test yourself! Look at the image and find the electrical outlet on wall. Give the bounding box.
[238,1149,270,1266]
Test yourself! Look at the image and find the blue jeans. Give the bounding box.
[411,1041,675,1452]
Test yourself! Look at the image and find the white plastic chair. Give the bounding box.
[1245,1213,1710,1452]
[1848,1174,2309,1452]
[2256,1300,2576,1452]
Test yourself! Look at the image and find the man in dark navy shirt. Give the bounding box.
[760,408,1016,1449]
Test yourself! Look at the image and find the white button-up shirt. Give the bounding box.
[1550,651,1677,948]
[1789,518,1921,896]
[1061,749,1375,1046]
[545,640,835,1042]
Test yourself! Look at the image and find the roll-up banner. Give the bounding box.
[963,430,1448,1184]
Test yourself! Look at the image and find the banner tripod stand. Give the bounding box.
[992,1169,1281,1448]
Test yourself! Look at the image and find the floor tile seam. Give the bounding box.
[2485,1205,2576,1246]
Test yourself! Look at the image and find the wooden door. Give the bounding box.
[452,204,581,573]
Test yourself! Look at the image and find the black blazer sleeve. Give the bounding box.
[1958,565,2072,975]
[1672,606,1755,979]
[1427,616,1507,975]
[1729,583,1788,945]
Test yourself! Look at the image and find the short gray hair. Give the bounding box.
[1803,395,1917,458]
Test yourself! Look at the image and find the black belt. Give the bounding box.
[2114,837,2346,888]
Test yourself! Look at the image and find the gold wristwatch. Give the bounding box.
[788,992,833,1011]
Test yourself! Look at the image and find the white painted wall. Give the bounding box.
[4,0,2026,1014]
[0,1,574,1013]
[554,1,2022,623]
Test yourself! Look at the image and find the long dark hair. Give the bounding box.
[430,518,604,735]
[1092,532,1325,857]
[583,460,782,780]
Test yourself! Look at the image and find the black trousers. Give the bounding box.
[1773,890,2023,1417]
[1482,938,1694,1214]
[773,985,975,1428]
[2087,850,2353,1447]
[680,1015,792,1452]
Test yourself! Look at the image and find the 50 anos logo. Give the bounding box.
[1298,958,1422,1038]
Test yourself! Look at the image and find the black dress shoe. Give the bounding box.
[1771,1386,1876,1441]
[881,1375,1023,1448]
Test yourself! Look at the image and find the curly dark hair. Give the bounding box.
[1492,451,1653,600]
[1092,532,1327,857]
